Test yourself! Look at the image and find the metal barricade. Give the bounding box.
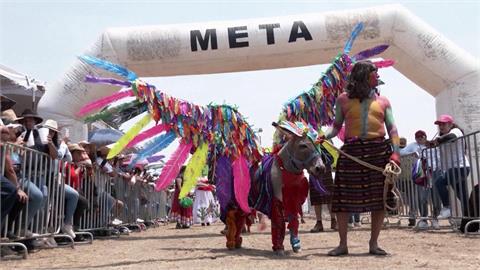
[422,131,480,234]
[138,182,167,226]
[112,175,167,230]
[1,142,72,257]
[1,143,28,259]
[61,162,93,244]
[77,168,113,236]
[119,177,144,231]
[392,154,419,223]
[391,131,479,234]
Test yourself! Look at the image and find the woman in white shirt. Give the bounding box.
[432,115,470,219]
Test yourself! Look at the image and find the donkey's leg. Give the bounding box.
[226,209,237,250]
[271,197,286,254]
[234,210,247,248]
[287,213,301,252]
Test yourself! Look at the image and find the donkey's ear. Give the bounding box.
[272,122,296,139]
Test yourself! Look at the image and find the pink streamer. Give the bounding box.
[233,155,251,214]
[77,90,134,116]
[126,124,169,148]
[155,142,192,191]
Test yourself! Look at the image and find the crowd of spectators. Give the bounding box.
[1,94,164,257]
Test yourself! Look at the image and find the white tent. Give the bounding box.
[0,63,46,114]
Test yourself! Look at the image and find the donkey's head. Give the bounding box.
[273,122,326,178]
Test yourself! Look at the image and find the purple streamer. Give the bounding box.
[215,155,233,212]
[146,155,165,163]
[85,75,132,87]
[353,44,389,61]
[309,175,328,195]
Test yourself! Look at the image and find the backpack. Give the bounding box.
[411,158,428,186]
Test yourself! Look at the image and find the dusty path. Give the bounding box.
[1,218,479,270]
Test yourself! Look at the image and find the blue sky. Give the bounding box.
[1,0,479,147]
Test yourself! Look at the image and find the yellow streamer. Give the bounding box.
[317,129,339,168]
[179,143,208,199]
[107,114,152,159]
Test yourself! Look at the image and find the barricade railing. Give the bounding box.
[1,142,72,258]
[138,182,167,225]
[395,153,419,220]
[424,131,480,234]
[112,176,130,224]
[76,168,113,236]
[388,131,479,234]
[111,174,167,229]
[111,176,144,231]
[1,143,28,258]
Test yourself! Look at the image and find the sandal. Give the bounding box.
[369,247,388,256]
[327,246,349,256]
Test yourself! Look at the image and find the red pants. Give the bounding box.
[271,197,286,251]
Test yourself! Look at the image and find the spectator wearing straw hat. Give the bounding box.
[79,141,96,165]
[2,109,23,126]
[37,119,77,239]
[42,119,72,163]
[1,109,24,148]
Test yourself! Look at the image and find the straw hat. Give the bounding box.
[68,143,86,153]
[6,123,23,129]
[42,119,59,133]
[1,109,23,124]
[78,140,92,146]
[18,109,43,125]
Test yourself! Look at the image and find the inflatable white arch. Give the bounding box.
[38,4,479,142]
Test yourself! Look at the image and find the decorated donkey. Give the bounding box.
[217,121,326,255]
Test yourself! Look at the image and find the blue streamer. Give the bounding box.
[129,131,176,167]
[343,22,364,55]
[79,55,138,81]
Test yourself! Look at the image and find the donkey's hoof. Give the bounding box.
[226,242,236,250]
[235,238,243,249]
[290,237,301,253]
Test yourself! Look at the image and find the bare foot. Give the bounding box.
[369,246,388,256]
[327,246,349,256]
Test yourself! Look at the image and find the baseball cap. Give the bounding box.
[415,130,427,138]
[434,114,454,125]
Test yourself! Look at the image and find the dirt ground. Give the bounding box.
[1,217,479,270]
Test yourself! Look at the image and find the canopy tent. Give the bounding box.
[0,63,46,115]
